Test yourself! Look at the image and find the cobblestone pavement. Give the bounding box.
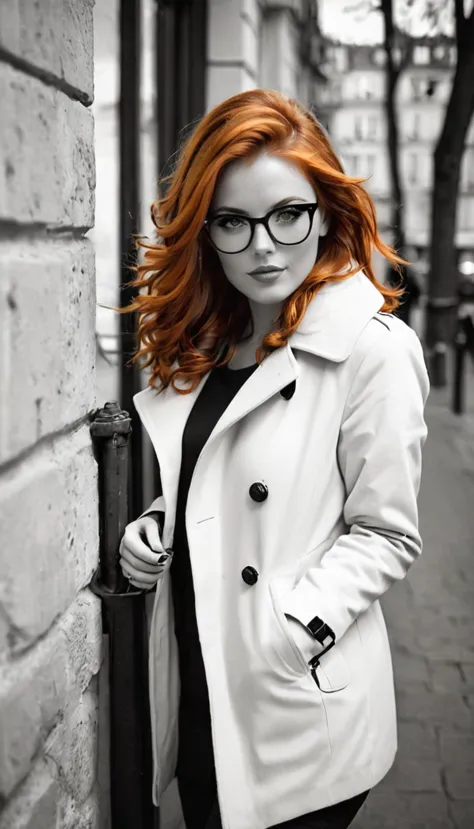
[352,357,474,829]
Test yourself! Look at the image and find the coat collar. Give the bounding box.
[133,272,384,530]
[289,270,385,362]
[134,270,385,423]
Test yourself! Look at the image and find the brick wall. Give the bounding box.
[0,2,101,828]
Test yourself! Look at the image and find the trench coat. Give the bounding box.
[133,270,430,829]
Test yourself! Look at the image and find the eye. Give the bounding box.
[274,207,304,224]
[215,216,246,231]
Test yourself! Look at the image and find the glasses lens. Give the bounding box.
[209,216,252,253]
[268,207,311,245]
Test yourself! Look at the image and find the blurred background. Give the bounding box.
[93,0,474,407]
[1,2,473,829]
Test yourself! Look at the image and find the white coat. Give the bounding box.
[133,270,430,829]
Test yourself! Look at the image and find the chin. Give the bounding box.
[247,281,295,304]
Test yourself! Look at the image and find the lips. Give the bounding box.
[248,266,284,275]
[250,270,284,284]
[248,266,286,284]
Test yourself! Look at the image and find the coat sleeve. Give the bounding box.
[280,321,430,644]
[140,494,165,517]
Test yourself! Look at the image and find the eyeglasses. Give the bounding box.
[203,203,319,254]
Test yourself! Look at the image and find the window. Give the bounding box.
[458,198,474,231]
[407,153,418,185]
[413,46,430,65]
[344,154,375,180]
[407,111,421,141]
[333,47,348,73]
[344,155,358,176]
[355,74,373,100]
[373,48,386,66]
[461,150,474,191]
[365,154,376,178]
[353,114,378,141]
[367,114,378,140]
[410,77,423,101]
[410,76,438,101]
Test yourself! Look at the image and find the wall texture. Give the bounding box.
[0,1,101,827]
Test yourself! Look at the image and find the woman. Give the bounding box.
[119,89,429,829]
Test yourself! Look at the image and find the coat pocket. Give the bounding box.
[268,581,309,676]
[313,646,350,693]
[269,577,350,692]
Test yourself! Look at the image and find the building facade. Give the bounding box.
[315,35,474,286]
[207,0,322,111]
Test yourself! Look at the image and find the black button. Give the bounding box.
[241,566,259,585]
[280,380,296,400]
[249,481,268,502]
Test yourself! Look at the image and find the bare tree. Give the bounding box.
[379,0,412,312]
[345,1,412,303]
[426,0,474,385]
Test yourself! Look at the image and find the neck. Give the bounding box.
[247,300,282,342]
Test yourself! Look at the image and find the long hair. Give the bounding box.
[121,88,405,393]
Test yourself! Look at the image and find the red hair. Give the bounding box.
[122,88,404,393]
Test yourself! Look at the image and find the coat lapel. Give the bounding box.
[133,372,211,545]
[133,346,298,543]
[289,270,385,361]
[133,271,385,540]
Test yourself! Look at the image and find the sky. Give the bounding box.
[319,0,472,44]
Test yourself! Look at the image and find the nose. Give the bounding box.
[251,222,276,255]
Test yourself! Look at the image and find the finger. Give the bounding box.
[120,561,160,585]
[122,529,164,566]
[120,548,164,574]
[125,574,154,591]
[129,578,156,592]
[143,518,165,553]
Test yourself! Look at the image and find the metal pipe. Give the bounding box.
[119,0,144,520]
[90,402,157,829]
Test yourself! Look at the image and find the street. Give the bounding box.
[353,354,474,828]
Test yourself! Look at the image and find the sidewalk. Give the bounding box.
[353,354,474,828]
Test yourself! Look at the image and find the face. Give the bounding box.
[208,153,329,307]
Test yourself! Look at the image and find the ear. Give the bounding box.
[319,210,330,238]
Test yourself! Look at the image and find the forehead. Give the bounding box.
[211,153,316,212]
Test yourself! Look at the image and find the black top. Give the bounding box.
[169,362,258,788]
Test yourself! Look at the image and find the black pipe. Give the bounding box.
[90,402,157,829]
[119,0,144,520]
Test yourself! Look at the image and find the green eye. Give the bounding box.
[216,216,246,230]
[274,208,301,223]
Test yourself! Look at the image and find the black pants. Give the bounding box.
[178,779,370,829]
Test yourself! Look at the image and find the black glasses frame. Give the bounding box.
[203,203,319,254]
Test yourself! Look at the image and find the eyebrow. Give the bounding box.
[212,197,309,216]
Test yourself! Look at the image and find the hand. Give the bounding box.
[119,514,171,591]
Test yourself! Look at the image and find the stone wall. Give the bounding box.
[0,2,101,827]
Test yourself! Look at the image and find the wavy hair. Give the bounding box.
[121,88,405,393]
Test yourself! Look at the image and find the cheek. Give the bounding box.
[287,235,320,274]
[216,253,248,285]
